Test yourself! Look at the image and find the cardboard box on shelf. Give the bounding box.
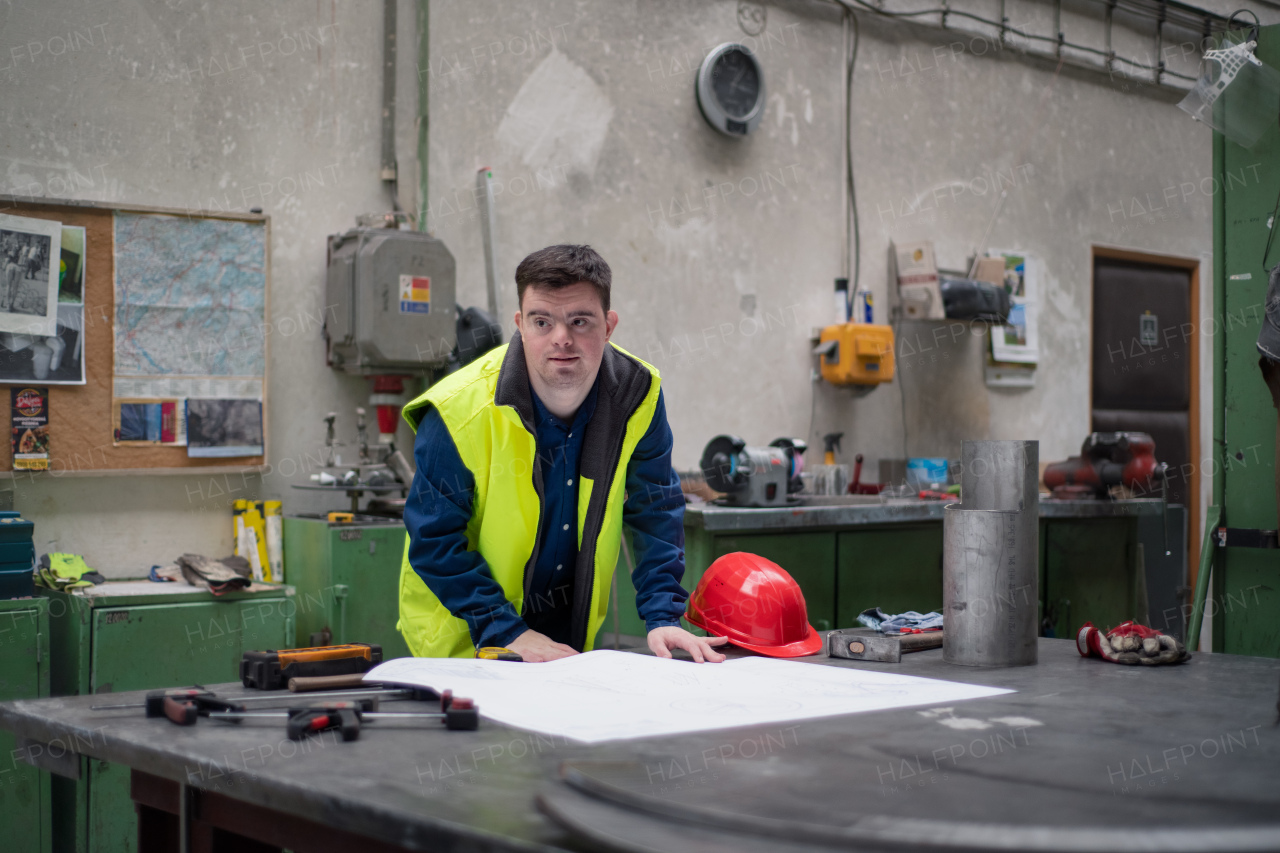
[890,241,945,320]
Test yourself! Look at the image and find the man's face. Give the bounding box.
[515,282,618,393]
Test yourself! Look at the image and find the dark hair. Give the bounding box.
[515,244,611,313]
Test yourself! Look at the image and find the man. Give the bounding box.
[25,241,40,280]
[398,244,727,663]
[2,243,23,312]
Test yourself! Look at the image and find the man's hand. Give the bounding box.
[647,626,729,663]
[506,629,579,662]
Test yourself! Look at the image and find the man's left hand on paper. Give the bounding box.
[507,628,579,662]
[647,625,729,663]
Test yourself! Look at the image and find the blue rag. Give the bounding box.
[856,607,944,634]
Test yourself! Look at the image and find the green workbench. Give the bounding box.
[607,498,1163,643]
[0,596,50,853]
[44,580,294,853]
[282,514,410,657]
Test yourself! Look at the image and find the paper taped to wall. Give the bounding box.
[365,650,1012,743]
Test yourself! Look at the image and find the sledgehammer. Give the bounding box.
[827,628,944,663]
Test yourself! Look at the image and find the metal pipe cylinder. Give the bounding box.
[943,506,1039,666]
[961,440,1038,512]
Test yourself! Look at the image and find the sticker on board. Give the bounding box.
[12,386,49,470]
[399,275,430,314]
[1140,313,1158,347]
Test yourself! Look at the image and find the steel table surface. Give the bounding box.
[683,497,1165,531]
[1,639,1277,853]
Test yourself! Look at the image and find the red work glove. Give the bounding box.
[1076,621,1190,665]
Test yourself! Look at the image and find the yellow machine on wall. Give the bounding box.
[816,323,896,385]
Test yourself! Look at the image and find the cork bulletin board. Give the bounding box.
[0,197,269,474]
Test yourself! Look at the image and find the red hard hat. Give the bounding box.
[685,552,824,657]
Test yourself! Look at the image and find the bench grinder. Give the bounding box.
[700,435,807,507]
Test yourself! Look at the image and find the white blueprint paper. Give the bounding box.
[365,651,1012,744]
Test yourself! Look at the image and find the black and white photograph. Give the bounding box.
[185,397,264,457]
[0,226,86,386]
[0,213,61,338]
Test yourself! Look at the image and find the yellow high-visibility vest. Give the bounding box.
[397,332,662,657]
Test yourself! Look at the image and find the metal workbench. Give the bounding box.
[682,496,1165,532]
[1,639,1277,852]
[612,498,1171,640]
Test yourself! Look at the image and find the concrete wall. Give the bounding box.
[0,0,1272,576]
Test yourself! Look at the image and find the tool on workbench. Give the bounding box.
[209,691,480,738]
[476,646,523,661]
[290,674,370,692]
[210,702,366,741]
[240,642,383,690]
[918,486,960,501]
[91,686,384,727]
[699,435,806,507]
[276,684,439,705]
[1043,432,1167,499]
[90,689,247,725]
[326,511,355,523]
[827,628,945,663]
[292,704,362,740]
[847,454,886,495]
[1043,431,1171,554]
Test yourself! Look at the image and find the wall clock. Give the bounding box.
[696,42,766,137]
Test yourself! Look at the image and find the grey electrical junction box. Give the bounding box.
[325,227,457,374]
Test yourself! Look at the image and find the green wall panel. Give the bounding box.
[1214,24,1280,657]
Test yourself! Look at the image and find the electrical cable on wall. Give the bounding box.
[382,0,409,222]
[417,0,431,233]
[823,0,1232,85]
[845,6,861,293]
[810,4,861,449]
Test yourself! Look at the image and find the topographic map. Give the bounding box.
[114,212,266,379]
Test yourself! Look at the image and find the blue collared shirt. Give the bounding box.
[404,380,687,649]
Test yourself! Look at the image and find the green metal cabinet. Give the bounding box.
[1210,23,1280,657]
[0,596,51,853]
[836,525,944,627]
[283,515,410,658]
[45,581,294,853]
[1039,519,1141,640]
